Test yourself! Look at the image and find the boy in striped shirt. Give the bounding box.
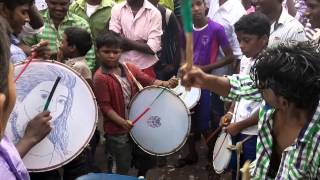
[180,41,320,179]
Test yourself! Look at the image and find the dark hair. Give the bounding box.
[64,27,92,56]
[1,0,34,10]
[251,42,320,110]
[95,31,123,50]
[0,17,11,97]
[235,12,271,37]
[0,17,11,137]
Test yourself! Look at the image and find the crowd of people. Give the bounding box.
[0,0,320,179]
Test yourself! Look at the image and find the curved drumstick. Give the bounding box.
[132,88,165,125]
[212,133,228,162]
[205,126,222,143]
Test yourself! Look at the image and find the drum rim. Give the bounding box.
[212,132,232,174]
[14,60,99,172]
[128,85,191,156]
[171,82,201,110]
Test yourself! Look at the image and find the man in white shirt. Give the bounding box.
[255,0,306,46]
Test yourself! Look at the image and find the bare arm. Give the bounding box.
[180,65,231,97]
[15,112,52,158]
[28,4,44,29]
[233,110,259,130]
[122,38,155,55]
[106,109,132,131]
[198,46,235,73]
[225,110,259,136]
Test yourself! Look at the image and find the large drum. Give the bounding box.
[128,86,191,156]
[5,60,98,172]
[171,81,201,110]
[212,131,232,174]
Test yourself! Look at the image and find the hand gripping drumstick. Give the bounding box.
[15,41,49,82]
[132,88,166,125]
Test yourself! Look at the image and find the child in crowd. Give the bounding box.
[220,12,270,180]
[176,0,234,168]
[93,31,177,176]
[58,27,93,86]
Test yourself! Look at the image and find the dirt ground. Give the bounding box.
[94,135,232,180]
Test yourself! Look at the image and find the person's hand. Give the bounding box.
[179,64,207,89]
[225,123,241,136]
[219,112,233,127]
[168,76,179,88]
[120,119,133,131]
[23,111,52,145]
[31,40,51,59]
[56,49,64,62]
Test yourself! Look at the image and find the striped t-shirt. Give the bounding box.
[224,74,320,179]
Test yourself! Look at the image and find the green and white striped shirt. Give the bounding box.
[225,74,320,179]
[23,10,96,70]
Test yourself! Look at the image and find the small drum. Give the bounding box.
[171,81,201,110]
[128,86,191,156]
[5,60,98,172]
[212,131,232,174]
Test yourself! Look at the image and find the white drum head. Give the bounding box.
[5,60,98,172]
[129,86,191,156]
[171,82,201,109]
[212,132,232,174]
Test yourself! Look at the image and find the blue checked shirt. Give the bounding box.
[10,35,27,64]
[224,74,320,179]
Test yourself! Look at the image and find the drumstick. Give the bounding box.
[212,133,228,162]
[205,126,222,144]
[14,53,36,82]
[43,76,61,112]
[132,88,166,125]
[14,41,49,82]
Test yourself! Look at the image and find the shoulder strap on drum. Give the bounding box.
[123,63,143,91]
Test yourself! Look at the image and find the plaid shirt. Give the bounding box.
[23,9,96,70]
[224,74,320,179]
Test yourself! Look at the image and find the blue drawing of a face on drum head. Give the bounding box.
[10,64,76,164]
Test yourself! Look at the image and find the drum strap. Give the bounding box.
[227,135,253,180]
[123,63,143,91]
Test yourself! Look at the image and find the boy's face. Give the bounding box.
[59,34,73,58]
[305,0,320,28]
[192,0,206,22]
[97,46,122,68]
[4,4,30,34]
[236,32,268,58]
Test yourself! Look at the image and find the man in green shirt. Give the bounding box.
[23,0,96,70]
[69,0,114,41]
[180,42,320,179]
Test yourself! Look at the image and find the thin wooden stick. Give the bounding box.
[185,33,193,70]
